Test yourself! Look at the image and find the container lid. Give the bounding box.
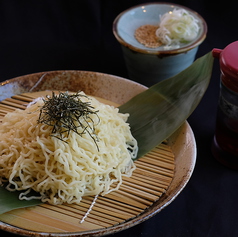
[212,41,238,92]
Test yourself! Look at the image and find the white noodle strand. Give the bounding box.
[80,194,98,224]
[0,92,137,204]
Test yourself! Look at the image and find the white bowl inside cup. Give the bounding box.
[113,2,207,54]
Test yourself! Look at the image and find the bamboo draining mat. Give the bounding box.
[0,91,175,234]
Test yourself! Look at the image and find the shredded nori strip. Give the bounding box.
[37,91,100,150]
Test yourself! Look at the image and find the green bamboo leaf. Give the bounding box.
[119,51,214,159]
[0,186,42,214]
[0,52,213,214]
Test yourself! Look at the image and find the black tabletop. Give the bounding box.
[0,1,238,236]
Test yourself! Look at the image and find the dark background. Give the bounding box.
[0,1,238,236]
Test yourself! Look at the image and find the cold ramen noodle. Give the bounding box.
[0,91,138,205]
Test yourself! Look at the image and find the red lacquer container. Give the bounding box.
[212,41,238,169]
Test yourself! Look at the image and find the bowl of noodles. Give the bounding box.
[0,70,196,236]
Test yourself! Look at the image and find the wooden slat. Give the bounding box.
[0,91,175,234]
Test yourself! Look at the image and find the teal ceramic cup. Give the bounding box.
[113,3,207,86]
